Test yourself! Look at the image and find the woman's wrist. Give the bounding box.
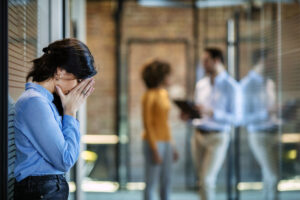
[64,109,76,117]
[153,149,159,156]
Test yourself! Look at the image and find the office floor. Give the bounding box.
[69,190,300,200]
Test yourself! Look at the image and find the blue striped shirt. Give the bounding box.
[14,83,80,182]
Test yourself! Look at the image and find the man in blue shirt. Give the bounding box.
[185,48,239,200]
[240,49,279,200]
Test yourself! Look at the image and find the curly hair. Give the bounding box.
[141,60,171,89]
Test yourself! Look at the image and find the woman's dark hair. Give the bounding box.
[204,47,224,64]
[27,38,97,82]
[142,60,171,89]
[28,38,97,116]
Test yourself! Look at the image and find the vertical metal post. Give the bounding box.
[226,18,234,200]
[71,0,87,199]
[50,0,63,42]
[234,12,241,200]
[227,19,236,77]
[62,0,66,38]
[276,0,283,185]
[192,0,199,94]
[62,0,70,39]
[115,0,127,189]
[226,12,240,200]
[49,0,52,42]
[184,0,199,189]
[0,0,8,199]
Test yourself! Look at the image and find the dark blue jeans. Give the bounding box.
[14,175,69,200]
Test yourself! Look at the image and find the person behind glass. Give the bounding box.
[14,38,97,200]
[141,60,179,200]
[181,48,238,200]
[240,49,279,200]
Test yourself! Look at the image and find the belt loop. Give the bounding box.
[57,175,61,184]
[56,175,61,190]
[27,176,32,185]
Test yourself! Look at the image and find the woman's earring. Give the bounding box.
[55,74,62,80]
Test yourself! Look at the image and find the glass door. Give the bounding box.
[237,1,300,200]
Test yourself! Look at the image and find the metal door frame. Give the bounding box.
[0,0,9,199]
[226,13,241,200]
[117,38,193,187]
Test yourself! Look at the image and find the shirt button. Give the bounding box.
[40,195,44,199]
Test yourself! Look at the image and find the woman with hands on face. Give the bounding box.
[56,76,95,118]
[14,38,97,200]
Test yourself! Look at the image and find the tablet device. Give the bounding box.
[173,100,200,119]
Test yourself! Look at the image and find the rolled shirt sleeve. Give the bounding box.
[213,82,238,125]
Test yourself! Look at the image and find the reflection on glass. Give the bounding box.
[86,144,117,181]
[8,95,16,198]
[240,49,279,200]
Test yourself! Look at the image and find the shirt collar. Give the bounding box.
[215,71,227,84]
[249,70,264,83]
[25,82,54,102]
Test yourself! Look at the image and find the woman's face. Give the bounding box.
[162,74,171,88]
[54,68,81,95]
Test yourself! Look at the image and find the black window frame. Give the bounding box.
[0,0,9,199]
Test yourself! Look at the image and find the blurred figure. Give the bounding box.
[141,60,178,200]
[183,48,238,200]
[240,49,279,200]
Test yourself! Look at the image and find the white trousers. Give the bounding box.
[248,132,279,200]
[191,132,230,200]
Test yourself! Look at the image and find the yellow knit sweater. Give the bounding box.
[142,88,171,151]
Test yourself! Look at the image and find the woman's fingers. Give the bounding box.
[81,80,95,96]
[56,86,65,100]
[77,87,94,107]
[83,86,94,99]
[78,78,94,93]
[72,78,93,94]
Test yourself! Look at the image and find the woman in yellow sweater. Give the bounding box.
[141,60,178,200]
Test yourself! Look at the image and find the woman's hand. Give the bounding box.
[153,150,162,164]
[56,78,95,117]
[173,148,179,162]
[180,111,190,121]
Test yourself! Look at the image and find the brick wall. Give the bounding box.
[85,0,300,187]
[121,2,196,185]
[86,1,116,135]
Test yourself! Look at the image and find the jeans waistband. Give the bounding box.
[19,174,65,183]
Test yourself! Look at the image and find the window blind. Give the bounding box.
[7,0,38,199]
